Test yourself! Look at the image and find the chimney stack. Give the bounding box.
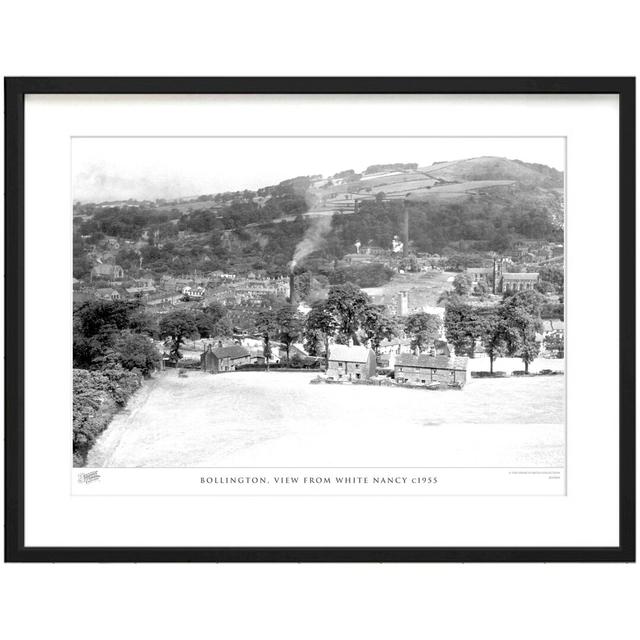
[402,197,409,258]
[289,272,296,304]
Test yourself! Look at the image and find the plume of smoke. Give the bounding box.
[291,214,333,269]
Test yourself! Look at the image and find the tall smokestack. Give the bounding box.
[402,197,409,258]
[289,272,296,304]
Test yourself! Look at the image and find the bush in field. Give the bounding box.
[73,367,142,467]
[104,333,161,376]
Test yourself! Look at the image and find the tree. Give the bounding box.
[73,299,156,369]
[360,304,398,353]
[544,331,564,358]
[127,306,158,338]
[477,308,507,373]
[195,302,231,338]
[275,304,304,363]
[535,280,556,295]
[444,300,482,358]
[500,290,544,373]
[303,300,340,368]
[255,309,279,371]
[405,312,442,354]
[159,310,198,362]
[538,265,564,296]
[399,254,420,273]
[452,272,474,296]
[106,332,161,375]
[473,280,491,297]
[325,283,371,344]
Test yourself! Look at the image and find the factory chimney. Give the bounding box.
[289,266,296,304]
[402,196,409,259]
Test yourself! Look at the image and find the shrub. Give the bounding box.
[73,367,143,467]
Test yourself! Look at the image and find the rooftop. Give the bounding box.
[328,344,374,363]
[395,354,469,371]
[502,272,539,280]
[210,345,250,359]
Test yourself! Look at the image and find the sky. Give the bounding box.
[72,137,565,203]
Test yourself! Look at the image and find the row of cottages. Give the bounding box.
[200,344,251,373]
[394,354,470,387]
[326,345,377,382]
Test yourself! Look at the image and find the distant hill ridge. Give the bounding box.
[418,156,563,189]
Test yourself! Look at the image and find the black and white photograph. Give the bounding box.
[6,77,632,564]
[71,136,566,488]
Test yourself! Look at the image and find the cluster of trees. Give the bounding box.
[73,300,160,374]
[302,284,397,362]
[301,285,452,364]
[158,303,231,362]
[444,290,545,373]
[328,189,563,256]
[177,184,308,233]
[73,299,234,372]
[537,264,564,298]
[363,163,418,174]
[253,304,305,369]
[75,206,177,240]
[73,299,164,466]
[405,312,443,353]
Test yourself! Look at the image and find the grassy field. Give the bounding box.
[86,370,564,468]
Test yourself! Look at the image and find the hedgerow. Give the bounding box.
[73,367,142,467]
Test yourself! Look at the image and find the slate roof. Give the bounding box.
[395,354,469,371]
[502,272,539,280]
[328,344,374,363]
[211,345,250,359]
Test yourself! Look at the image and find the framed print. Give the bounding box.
[4,77,635,562]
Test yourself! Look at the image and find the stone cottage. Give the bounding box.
[394,353,470,387]
[201,344,251,373]
[326,344,377,381]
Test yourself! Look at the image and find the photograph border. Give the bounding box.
[4,76,635,562]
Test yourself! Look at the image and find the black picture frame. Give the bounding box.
[4,77,635,563]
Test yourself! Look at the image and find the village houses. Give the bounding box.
[326,344,377,382]
[200,344,252,373]
[394,353,470,388]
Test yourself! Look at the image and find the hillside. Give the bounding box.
[73,156,564,280]
[418,156,563,188]
[302,156,563,208]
